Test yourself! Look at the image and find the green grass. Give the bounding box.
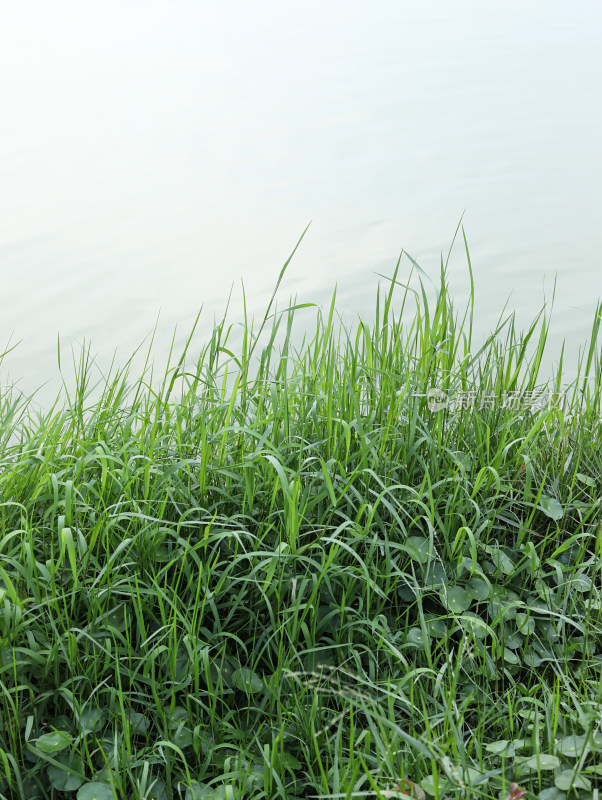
[0,233,601,800]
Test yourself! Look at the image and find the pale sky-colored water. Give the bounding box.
[1,0,601,401]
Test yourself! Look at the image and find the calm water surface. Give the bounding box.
[1,0,601,400]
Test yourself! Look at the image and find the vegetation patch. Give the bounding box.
[0,235,601,799]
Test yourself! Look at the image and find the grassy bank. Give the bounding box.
[0,240,601,800]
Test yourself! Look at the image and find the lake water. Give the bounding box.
[2,0,601,402]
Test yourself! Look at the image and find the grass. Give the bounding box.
[0,231,601,800]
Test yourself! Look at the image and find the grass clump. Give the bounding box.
[0,233,601,800]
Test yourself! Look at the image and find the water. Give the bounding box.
[1,0,601,401]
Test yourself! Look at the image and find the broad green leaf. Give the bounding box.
[169,706,188,724]
[576,472,595,487]
[503,647,519,664]
[461,767,482,785]
[17,778,45,800]
[425,561,447,589]
[94,765,114,783]
[543,621,559,643]
[407,627,425,646]
[128,711,150,735]
[48,751,84,791]
[554,770,591,791]
[467,577,490,601]
[148,778,168,800]
[539,496,563,521]
[503,626,524,649]
[516,613,536,635]
[538,789,566,800]
[165,708,193,748]
[232,668,264,693]
[404,537,432,565]
[185,783,213,800]
[100,606,129,633]
[424,616,446,637]
[523,648,543,668]
[420,774,452,796]
[520,753,560,771]
[35,730,73,753]
[79,707,104,734]
[462,612,488,639]
[556,733,587,756]
[172,725,193,749]
[280,751,302,770]
[492,550,514,574]
[77,783,114,800]
[485,740,515,755]
[441,585,472,613]
[572,572,592,592]
[452,451,472,471]
[487,590,520,621]
[245,764,265,790]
